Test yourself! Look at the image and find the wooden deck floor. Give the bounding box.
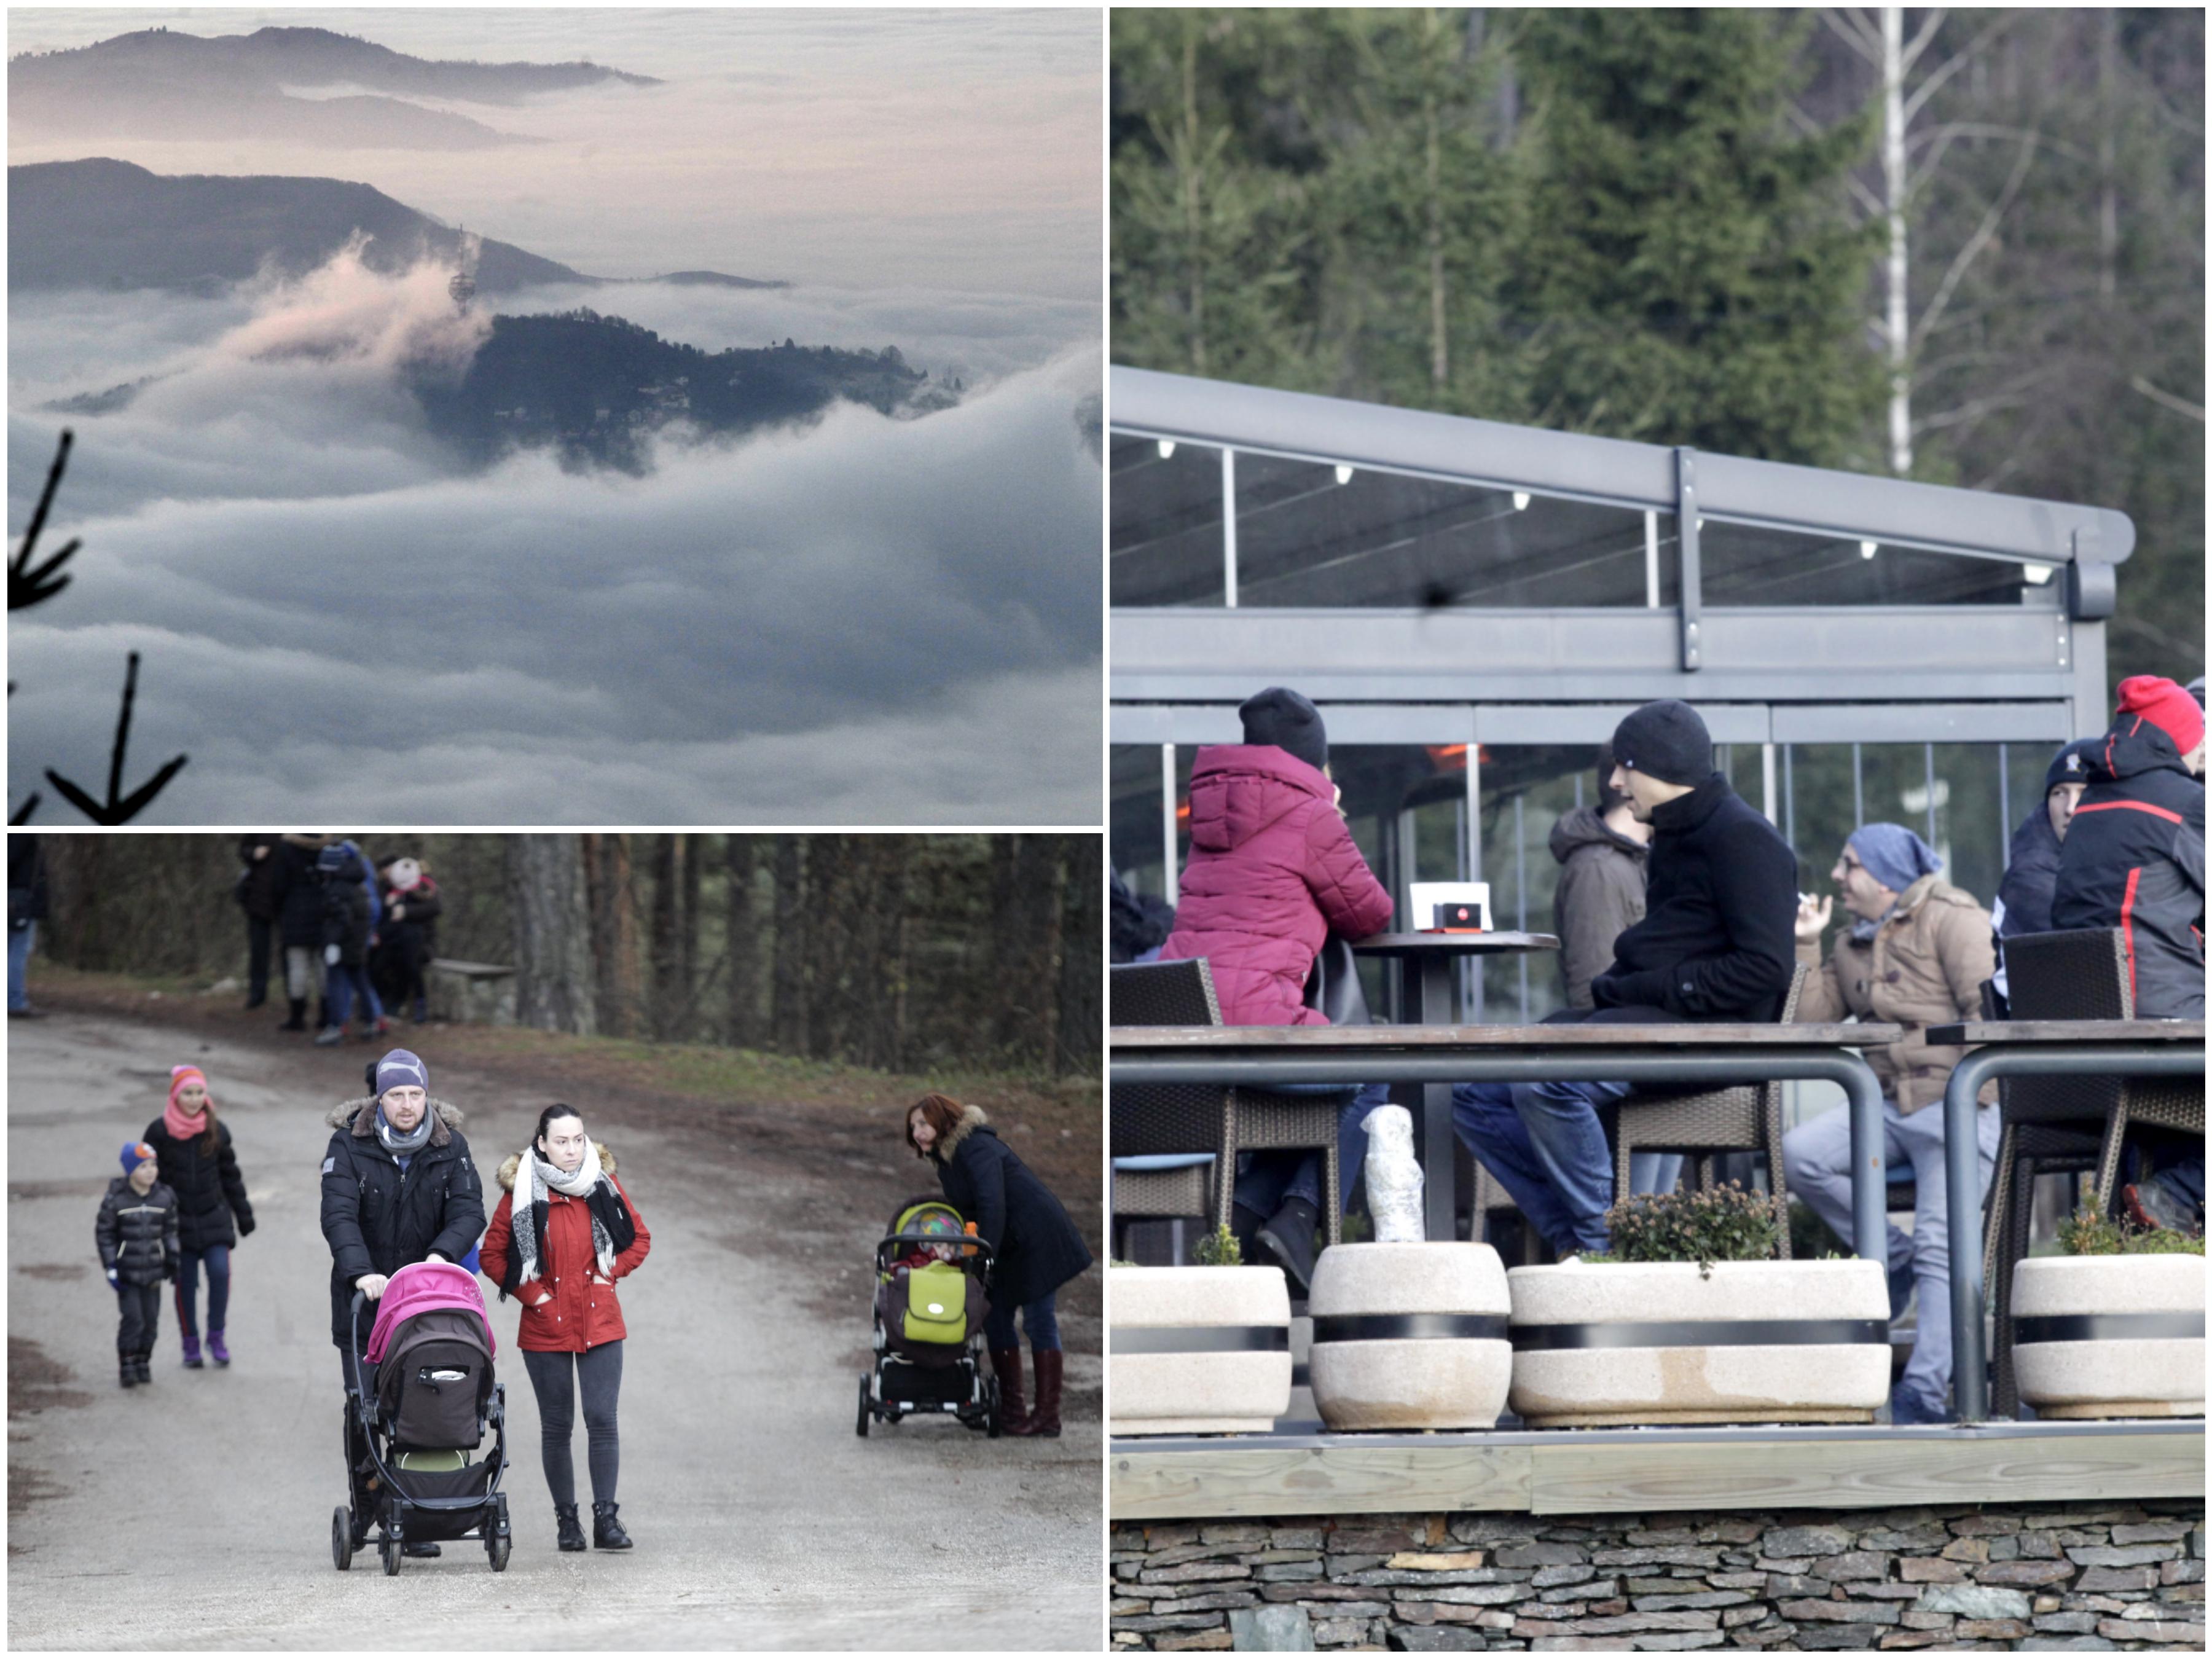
[1110,1419,2206,1520]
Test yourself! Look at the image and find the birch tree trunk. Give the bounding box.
[1882,5,1912,476]
[1054,835,1104,1078]
[771,836,808,1054]
[506,834,597,1036]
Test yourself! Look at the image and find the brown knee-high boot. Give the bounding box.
[1008,1347,1062,1437]
[989,1347,1027,1432]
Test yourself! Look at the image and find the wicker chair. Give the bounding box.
[1109,959,1346,1245]
[1985,927,2206,1416]
[1464,965,1808,1260]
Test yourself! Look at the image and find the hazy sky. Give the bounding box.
[8,7,1104,823]
[7,6,1102,296]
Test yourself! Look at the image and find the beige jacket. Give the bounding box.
[1795,874,1996,1115]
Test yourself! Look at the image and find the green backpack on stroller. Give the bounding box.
[858,1198,999,1437]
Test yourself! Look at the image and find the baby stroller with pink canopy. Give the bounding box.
[332,1261,511,1574]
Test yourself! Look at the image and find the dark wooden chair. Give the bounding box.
[1109,959,1346,1245]
[1985,927,2206,1416]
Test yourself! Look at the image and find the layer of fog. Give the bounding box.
[8,7,1102,299]
[9,248,1101,823]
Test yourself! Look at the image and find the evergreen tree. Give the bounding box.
[1506,8,1884,462]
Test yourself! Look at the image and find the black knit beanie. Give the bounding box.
[1610,699,1712,787]
[2044,737,2099,793]
[1240,686,1328,774]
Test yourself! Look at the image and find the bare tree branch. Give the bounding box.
[1819,7,1885,65]
[1899,7,1949,74]
[10,429,80,612]
[1901,9,2025,126]
[1911,129,2039,353]
[2130,375,2206,422]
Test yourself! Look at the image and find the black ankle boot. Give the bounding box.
[120,1357,138,1389]
[592,1500,632,1550]
[1255,1196,1320,1296]
[555,1504,587,1552]
[1229,1201,1268,1257]
[280,998,307,1032]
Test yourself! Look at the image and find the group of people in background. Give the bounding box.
[1121,670,2204,1425]
[235,836,444,1045]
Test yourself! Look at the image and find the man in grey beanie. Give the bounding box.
[1454,700,1798,1258]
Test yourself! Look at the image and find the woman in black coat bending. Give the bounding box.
[906,1092,1091,1438]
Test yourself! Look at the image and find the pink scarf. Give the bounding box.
[165,1065,210,1144]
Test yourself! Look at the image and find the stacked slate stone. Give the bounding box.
[1109,1502,2205,1651]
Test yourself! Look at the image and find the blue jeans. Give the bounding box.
[1234,1083,1392,1217]
[1783,1096,2001,1414]
[9,921,34,1010]
[325,964,373,1029]
[1453,1078,1682,1254]
[174,1244,231,1338]
[984,1290,1060,1352]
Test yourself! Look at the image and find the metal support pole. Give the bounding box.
[1853,743,1864,828]
[1221,448,1239,607]
[1924,742,1939,846]
[1939,1043,2206,1424]
[1676,449,1702,670]
[1116,1047,1889,1260]
[1997,743,2012,869]
[1161,743,1179,908]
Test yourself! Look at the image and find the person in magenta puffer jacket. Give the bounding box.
[1159,688,1396,1290]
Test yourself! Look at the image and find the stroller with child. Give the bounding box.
[332,1261,511,1574]
[857,1197,998,1437]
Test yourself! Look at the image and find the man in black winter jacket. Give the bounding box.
[1988,739,2100,1011]
[2053,675,2205,1020]
[1454,700,1798,1255]
[320,1048,484,1555]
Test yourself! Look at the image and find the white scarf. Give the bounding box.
[511,1139,617,1288]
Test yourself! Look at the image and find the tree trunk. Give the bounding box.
[805,836,847,1061]
[1882,4,1912,476]
[725,836,759,1047]
[582,834,643,1038]
[506,835,597,1036]
[679,833,701,1040]
[647,834,680,1040]
[1054,835,1103,1078]
[2097,9,2117,306]
[771,836,808,1054]
[994,837,1065,1065]
[1181,14,1207,376]
[1424,12,1448,390]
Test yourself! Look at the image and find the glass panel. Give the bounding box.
[1783,742,2014,920]
[1330,742,1470,1020]
[1477,745,1601,1024]
[1700,519,2049,606]
[1230,452,1671,608]
[1110,436,1224,606]
[1110,743,1169,900]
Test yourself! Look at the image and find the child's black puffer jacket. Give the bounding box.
[96,1179,180,1287]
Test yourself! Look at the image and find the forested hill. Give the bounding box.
[410,310,959,473]
[9,159,784,295]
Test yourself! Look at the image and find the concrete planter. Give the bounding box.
[1308,1243,1511,1431]
[1508,1258,1891,1428]
[1109,1266,1292,1436]
[2012,1253,2205,1420]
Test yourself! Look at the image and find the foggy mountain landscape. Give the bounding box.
[8,9,1102,823]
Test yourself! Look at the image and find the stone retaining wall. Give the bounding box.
[1110,1500,2205,1652]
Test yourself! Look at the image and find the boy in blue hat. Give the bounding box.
[96,1143,180,1387]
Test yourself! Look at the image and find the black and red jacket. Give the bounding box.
[2051,717,2205,1018]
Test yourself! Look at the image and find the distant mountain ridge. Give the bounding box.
[10,25,657,148]
[9,159,783,296]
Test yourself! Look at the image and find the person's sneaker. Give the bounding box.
[10,1006,45,1019]
[1888,1387,1950,1426]
[1887,1259,1915,1324]
[206,1331,230,1367]
[180,1333,203,1370]
[2123,1179,2198,1235]
[314,1026,345,1046]
[1254,1198,1320,1296]
[120,1359,137,1389]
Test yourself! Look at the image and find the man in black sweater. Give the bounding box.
[1454,700,1798,1255]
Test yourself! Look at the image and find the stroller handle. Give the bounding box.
[876,1230,995,1265]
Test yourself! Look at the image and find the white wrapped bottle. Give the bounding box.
[1360,1104,1424,1243]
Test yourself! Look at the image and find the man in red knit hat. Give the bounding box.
[2052,675,2204,1231]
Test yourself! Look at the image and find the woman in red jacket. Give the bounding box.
[1159,688,1397,1291]
[480,1104,650,1554]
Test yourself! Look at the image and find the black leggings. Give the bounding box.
[521,1343,623,1508]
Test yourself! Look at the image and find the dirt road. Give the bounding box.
[7,1004,1101,1649]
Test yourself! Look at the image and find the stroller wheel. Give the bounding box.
[332,1507,353,1571]
[986,1376,1003,1440]
[855,1372,871,1438]
[379,1531,401,1575]
[487,1492,511,1571]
